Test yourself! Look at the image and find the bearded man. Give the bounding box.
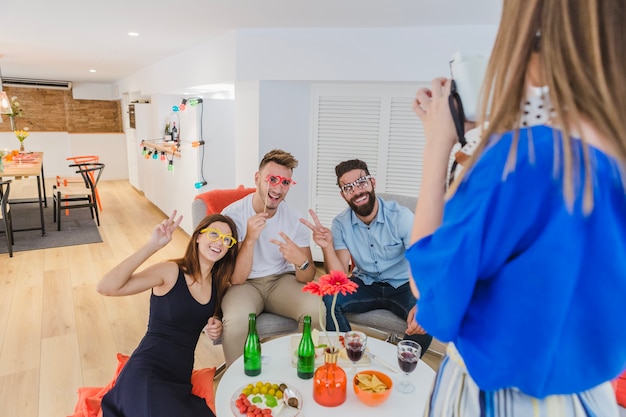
[301,159,432,355]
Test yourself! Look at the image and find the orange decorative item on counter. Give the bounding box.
[4,150,19,162]
[304,271,356,407]
[312,347,347,407]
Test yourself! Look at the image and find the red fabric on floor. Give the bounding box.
[68,353,216,417]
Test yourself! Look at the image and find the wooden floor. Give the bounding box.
[0,178,225,417]
[0,178,441,417]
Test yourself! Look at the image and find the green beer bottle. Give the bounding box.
[243,313,261,376]
[297,315,315,379]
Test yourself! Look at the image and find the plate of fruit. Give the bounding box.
[231,380,303,417]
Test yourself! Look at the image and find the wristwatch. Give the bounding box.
[298,258,310,271]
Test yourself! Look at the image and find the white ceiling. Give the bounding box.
[0,0,501,85]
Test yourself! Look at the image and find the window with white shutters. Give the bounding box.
[309,83,427,261]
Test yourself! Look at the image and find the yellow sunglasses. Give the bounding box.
[199,227,237,248]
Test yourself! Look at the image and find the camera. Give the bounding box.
[449,51,489,122]
[447,52,489,185]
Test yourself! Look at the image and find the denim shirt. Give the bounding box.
[331,197,414,288]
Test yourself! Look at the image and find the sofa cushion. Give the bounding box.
[192,185,255,227]
[376,192,417,213]
[346,310,407,335]
[257,313,298,339]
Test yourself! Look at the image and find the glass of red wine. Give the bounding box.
[345,331,367,374]
[396,340,421,393]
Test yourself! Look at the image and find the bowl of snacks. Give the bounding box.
[353,370,393,407]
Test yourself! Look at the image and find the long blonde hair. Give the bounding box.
[455,0,626,212]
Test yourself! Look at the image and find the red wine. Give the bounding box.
[346,341,364,362]
[398,351,418,373]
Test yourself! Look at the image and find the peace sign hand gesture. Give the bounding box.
[149,211,183,250]
[270,232,306,266]
[300,209,333,250]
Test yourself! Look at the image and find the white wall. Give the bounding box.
[0,132,127,179]
[72,83,118,100]
[233,81,260,187]
[197,99,236,191]
[131,100,237,234]
[258,81,312,218]
[117,31,238,96]
[236,26,497,82]
[117,25,497,95]
[152,95,185,138]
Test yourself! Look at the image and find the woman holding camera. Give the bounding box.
[407,0,626,416]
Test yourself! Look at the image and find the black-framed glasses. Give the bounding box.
[340,175,372,195]
[200,227,237,248]
[266,174,296,187]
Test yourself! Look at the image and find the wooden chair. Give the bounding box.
[0,179,14,257]
[53,163,105,231]
[56,155,103,213]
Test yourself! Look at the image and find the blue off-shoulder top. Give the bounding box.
[406,125,626,398]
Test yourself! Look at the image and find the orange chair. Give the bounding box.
[53,163,105,231]
[56,155,103,213]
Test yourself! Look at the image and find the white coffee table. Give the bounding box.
[215,334,436,416]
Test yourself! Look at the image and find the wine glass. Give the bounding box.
[396,340,421,393]
[344,331,367,374]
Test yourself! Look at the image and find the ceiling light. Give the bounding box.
[128,32,139,37]
[89,69,96,73]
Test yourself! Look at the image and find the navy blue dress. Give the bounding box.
[101,268,216,416]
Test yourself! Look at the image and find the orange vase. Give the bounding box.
[312,347,347,407]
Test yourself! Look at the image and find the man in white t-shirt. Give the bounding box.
[221,149,320,366]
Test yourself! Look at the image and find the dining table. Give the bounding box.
[0,151,47,235]
[215,333,436,416]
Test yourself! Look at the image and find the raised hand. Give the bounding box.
[149,211,183,249]
[245,212,269,243]
[300,209,333,249]
[412,77,458,157]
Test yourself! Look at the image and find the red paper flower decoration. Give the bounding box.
[302,281,325,296]
[303,270,358,351]
[318,270,358,296]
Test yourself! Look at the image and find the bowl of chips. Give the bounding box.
[353,370,393,407]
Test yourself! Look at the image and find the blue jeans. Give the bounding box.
[323,277,433,355]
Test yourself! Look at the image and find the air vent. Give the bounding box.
[1,77,72,90]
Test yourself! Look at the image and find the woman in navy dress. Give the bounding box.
[98,211,239,417]
[407,0,626,415]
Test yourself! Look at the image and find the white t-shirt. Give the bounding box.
[222,193,310,278]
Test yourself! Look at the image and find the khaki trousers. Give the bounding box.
[221,273,322,366]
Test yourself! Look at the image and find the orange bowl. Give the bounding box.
[353,370,393,407]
